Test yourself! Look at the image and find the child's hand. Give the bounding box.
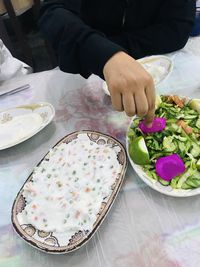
[103,51,155,126]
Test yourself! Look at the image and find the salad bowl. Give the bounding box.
[126,95,200,197]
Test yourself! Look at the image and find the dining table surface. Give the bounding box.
[0,37,200,267]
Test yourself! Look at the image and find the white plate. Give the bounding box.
[126,96,200,198]
[102,55,173,96]
[0,102,55,150]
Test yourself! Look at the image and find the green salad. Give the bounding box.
[128,95,200,190]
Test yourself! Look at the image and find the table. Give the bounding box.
[0,39,200,267]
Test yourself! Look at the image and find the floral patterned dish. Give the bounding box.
[12,131,127,254]
[0,102,55,150]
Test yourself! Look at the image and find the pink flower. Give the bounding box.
[139,118,166,133]
[156,154,186,181]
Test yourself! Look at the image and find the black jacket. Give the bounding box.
[39,0,196,78]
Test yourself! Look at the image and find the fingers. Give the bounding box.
[110,91,123,111]
[134,91,148,117]
[145,84,156,126]
[145,83,156,111]
[145,108,155,127]
[121,86,155,122]
[110,85,155,121]
[103,52,156,121]
[122,93,136,117]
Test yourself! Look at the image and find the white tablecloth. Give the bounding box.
[0,38,200,267]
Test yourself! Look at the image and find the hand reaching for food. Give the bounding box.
[103,51,156,126]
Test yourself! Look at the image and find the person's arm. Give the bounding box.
[39,0,156,123]
[109,0,196,59]
[39,0,126,78]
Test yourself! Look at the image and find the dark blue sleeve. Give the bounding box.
[39,0,125,79]
[109,0,196,59]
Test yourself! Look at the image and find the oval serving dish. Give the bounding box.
[12,131,127,254]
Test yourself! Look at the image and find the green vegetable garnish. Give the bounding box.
[128,95,200,189]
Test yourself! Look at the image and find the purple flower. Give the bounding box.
[139,118,166,133]
[156,154,186,181]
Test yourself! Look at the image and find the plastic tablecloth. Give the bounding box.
[0,40,200,267]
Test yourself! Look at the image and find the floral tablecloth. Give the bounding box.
[0,40,200,267]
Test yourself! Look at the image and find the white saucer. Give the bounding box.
[0,102,55,150]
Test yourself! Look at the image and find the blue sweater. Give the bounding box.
[39,0,196,78]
